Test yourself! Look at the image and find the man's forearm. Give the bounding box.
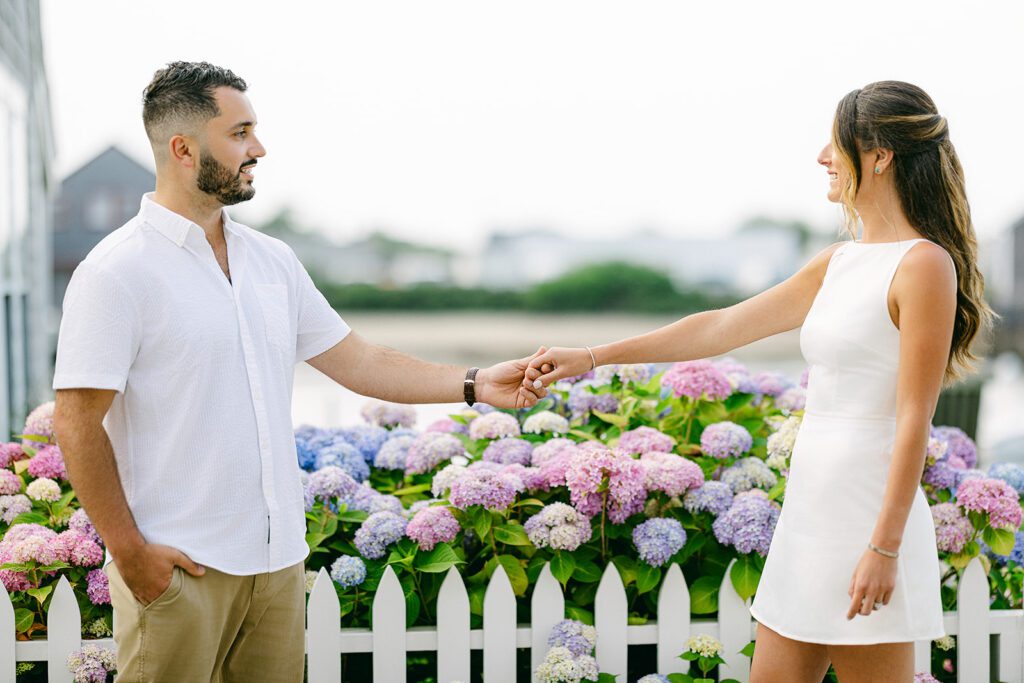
[59,422,145,560]
[344,344,468,404]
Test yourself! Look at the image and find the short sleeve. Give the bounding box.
[53,263,141,393]
[292,251,350,362]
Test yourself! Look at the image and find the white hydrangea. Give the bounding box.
[687,633,723,658]
[304,570,318,594]
[26,477,61,502]
[535,646,595,683]
[523,411,570,435]
[926,437,949,466]
[766,416,801,462]
[934,635,955,651]
[431,463,467,498]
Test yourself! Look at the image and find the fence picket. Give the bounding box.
[531,563,565,682]
[957,557,989,683]
[483,564,517,683]
[998,617,1023,683]
[372,566,406,683]
[717,560,751,683]
[437,567,470,683]
[657,563,689,675]
[307,568,341,683]
[45,576,79,683]
[0,585,13,683]
[595,562,628,679]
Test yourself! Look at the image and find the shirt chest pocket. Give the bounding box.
[254,283,295,362]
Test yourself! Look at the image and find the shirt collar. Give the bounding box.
[139,193,241,247]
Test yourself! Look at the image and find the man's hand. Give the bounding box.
[114,543,205,606]
[476,347,549,409]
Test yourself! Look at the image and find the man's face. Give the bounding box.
[196,87,265,206]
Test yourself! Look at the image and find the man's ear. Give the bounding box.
[168,134,197,170]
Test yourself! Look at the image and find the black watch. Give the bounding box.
[464,367,480,406]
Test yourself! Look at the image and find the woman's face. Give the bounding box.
[817,141,848,204]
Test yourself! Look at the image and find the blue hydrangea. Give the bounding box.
[568,381,620,419]
[314,442,370,482]
[354,511,408,559]
[388,427,419,440]
[341,425,390,463]
[682,481,735,516]
[330,555,367,589]
[712,492,780,556]
[632,517,687,567]
[988,463,1024,495]
[374,435,415,471]
[547,619,597,657]
[720,457,777,494]
[637,676,671,683]
[982,530,1024,567]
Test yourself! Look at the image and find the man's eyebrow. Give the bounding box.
[230,120,256,130]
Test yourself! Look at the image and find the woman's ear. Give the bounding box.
[872,147,895,175]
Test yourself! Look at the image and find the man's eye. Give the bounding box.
[236,131,247,138]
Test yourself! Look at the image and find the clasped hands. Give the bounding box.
[479,346,592,410]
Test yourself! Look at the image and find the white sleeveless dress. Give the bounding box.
[748,237,946,644]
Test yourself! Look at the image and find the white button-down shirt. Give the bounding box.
[53,194,350,575]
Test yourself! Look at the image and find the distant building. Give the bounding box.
[476,224,805,295]
[53,146,156,308]
[0,0,55,437]
[990,217,1024,355]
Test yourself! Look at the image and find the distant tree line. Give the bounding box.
[314,261,741,313]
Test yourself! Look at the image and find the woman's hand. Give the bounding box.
[846,546,898,619]
[523,347,595,389]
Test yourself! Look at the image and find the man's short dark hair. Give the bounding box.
[142,61,247,153]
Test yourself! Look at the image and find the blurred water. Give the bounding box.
[289,312,1024,462]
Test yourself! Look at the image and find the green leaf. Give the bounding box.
[983,526,1017,556]
[512,498,546,509]
[573,559,603,583]
[565,604,594,625]
[689,575,720,614]
[592,410,628,428]
[27,584,53,605]
[337,510,369,524]
[666,674,693,683]
[469,506,492,539]
[496,555,529,596]
[14,608,35,633]
[493,523,532,546]
[596,674,619,683]
[414,543,463,573]
[730,555,762,601]
[740,640,756,658]
[9,511,47,526]
[305,532,330,552]
[766,478,786,501]
[635,563,661,595]
[550,552,576,586]
[16,433,50,444]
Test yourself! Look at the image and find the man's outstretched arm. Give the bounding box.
[306,332,546,409]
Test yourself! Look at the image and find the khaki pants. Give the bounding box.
[105,560,305,683]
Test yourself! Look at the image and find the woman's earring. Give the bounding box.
[874,166,881,174]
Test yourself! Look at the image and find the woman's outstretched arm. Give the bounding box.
[527,241,844,383]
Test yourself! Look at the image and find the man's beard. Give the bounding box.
[196,151,255,206]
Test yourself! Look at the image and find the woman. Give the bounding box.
[524,81,994,681]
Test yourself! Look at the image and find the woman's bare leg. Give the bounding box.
[828,641,913,683]
[750,622,832,683]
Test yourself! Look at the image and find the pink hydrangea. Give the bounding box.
[0,442,26,468]
[531,439,579,467]
[406,505,461,551]
[956,478,1022,530]
[425,417,469,435]
[0,469,21,495]
[535,454,574,491]
[617,427,675,455]
[931,503,973,554]
[27,445,67,480]
[22,401,55,446]
[86,568,110,605]
[565,449,647,523]
[448,468,519,511]
[661,360,732,401]
[640,452,705,497]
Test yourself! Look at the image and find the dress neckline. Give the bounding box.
[849,237,926,246]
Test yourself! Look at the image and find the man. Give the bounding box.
[52,61,545,683]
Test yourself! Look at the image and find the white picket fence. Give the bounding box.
[2,557,1022,682]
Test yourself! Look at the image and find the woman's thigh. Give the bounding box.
[750,622,832,683]
[827,641,913,683]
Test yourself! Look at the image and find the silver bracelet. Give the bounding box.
[584,346,597,371]
[867,542,899,559]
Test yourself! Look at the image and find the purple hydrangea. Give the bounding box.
[314,442,370,482]
[661,360,732,401]
[712,492,781,556]
[26,446,67,480]
[482,437,535,466]
[353,511,408,559]
[640,452,704,498]
[406,505,461,551]
[0,494,31,524]
[720,457,778,494]
[933,426,978,469]
[66,644,116,683]
[524,503,592,551]
[405,432,465,475]
[956,478,1022,530]
[0,469,20,495]
[565,449,646,524]
[69,509,102,545]
[700,422,753,459]
[775,387,807,412]
[799,366,810,389]
[306,466,360,506]
[330,555,367,589]
[360,400,417,428]
[374,435,415,471]
[931,503,973,554]
[988,463,1024,495]
[447,468,519,511]
[85,568,110,605]
[923,461,958,491]
[751,371,793,398]
[547,619,598,657]
[469,412,521,440]
[568,382,620,419]
[632,517,687,567]
[617,427,675,455]
[682,481,735,517]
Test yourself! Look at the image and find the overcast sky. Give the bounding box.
[41,1,1024,250]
